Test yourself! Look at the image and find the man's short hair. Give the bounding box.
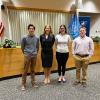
[80,26,86,30]
[28,24,35,30]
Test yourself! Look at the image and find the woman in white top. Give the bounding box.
[55,25,71,83]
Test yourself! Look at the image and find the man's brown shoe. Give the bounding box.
[81,82,87,87]
[73,81,81,85]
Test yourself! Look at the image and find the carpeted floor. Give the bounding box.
[0,63,100,100]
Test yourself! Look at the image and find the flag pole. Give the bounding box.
[75,0,83,20]
[75,0,80,20]
[76,9,79,20]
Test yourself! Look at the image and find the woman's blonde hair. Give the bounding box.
[43,25,53,35]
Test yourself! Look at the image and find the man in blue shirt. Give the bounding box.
[21,24,39,90]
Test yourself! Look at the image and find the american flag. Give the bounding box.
[0,21,4,37]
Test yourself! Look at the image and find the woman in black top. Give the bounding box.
[40,25,55,84]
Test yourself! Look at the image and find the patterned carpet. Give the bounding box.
[0,63,100,100]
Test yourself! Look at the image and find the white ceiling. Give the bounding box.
[2,0,75,11]
[2,0,100,13]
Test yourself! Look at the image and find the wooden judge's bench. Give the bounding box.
[0,42,100,79]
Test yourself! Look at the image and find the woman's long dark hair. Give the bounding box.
[59,24,67,34]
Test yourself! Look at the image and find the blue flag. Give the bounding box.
[68,14,80,39]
